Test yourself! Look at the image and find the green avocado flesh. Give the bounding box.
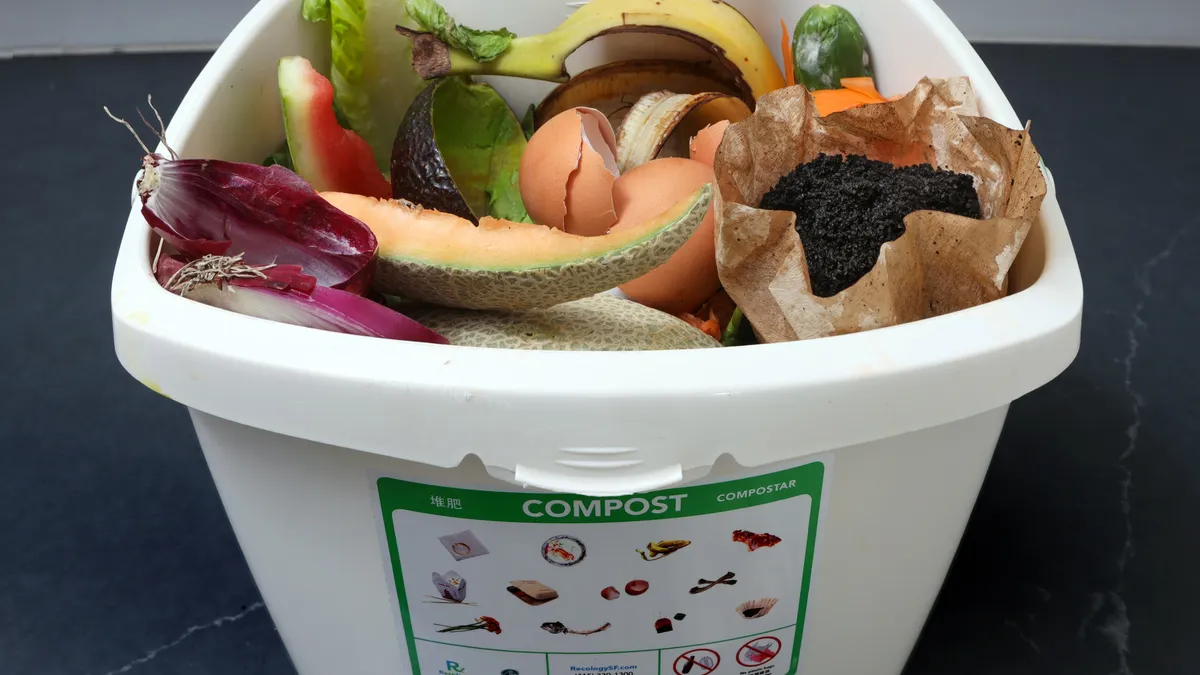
[391,76,529,223]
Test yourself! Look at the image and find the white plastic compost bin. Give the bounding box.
[110,1,1082,674]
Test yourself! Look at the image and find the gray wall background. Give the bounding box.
[2,0,1198,56]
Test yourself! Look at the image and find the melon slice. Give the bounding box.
[400,295,721,351]
[321,184,712,310]
[278,56,391,199]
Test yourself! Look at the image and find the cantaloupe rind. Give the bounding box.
[401,294,721,350]
[323,184,712,310]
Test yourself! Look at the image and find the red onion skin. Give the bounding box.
[153,255,317,294]
[153,254,446,344]
[140,156,377,294]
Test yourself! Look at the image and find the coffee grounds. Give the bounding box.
[759,153,982,297]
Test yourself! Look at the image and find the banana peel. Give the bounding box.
[616,90,750,172]
[397,0,785,104]
[530,61,751,172]
[533,59,744,129]
[636,539,691,561]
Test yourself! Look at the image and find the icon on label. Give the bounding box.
[541,535,586,567]
[507,580,559,606]
[438,530,490,561]
[674,648,720,675]
[431,570,469,604]
[736,636,781,668]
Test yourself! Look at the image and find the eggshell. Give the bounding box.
[564,110,619,236]
[610,158,721,315]
[688,120,730,168]
[519,109,581,230]
[519,107,618,235]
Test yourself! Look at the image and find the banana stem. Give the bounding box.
[444,34,573,82]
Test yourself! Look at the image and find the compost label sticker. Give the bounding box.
[374,459,828,675]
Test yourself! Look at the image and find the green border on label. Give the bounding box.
[378,461,825,675]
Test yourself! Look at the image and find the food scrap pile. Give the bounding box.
[111,0,1046,352]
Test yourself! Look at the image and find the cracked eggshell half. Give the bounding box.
[519,107,619,237]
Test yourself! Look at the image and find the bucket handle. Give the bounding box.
[515,454,684,496]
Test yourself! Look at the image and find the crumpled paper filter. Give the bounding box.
[713,77,1047,343]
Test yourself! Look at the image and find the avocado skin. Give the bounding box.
[390,80,477,223]
[791,4,874,92]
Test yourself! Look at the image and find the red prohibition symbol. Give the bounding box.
[736,636,782,668]
[674,648,720,675]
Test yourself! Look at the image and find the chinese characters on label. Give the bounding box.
[430,495,464,510]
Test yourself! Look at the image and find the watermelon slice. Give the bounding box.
[278,56,391,199]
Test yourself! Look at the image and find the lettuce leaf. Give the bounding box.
[405,0,515,62]
[323,0,429,174]
[263,148,294,170]
[302,0,330,22]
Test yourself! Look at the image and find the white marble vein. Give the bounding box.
[1078,591,1103,639]
[1080,227,1187,675]
[91,602,265,675]
[1005,619,1043,654]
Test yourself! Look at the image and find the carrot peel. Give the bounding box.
[780,19,795,87]
[680,309,722,342]
[812,77,889,116]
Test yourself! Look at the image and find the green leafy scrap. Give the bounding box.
[324,0,428,173]
[301,0,330,22]
[263,148,294,170]
[405,0,516,62]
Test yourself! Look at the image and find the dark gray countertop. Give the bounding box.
[1,44,1197,675]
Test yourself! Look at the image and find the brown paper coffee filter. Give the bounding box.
[713,77,1047,342]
